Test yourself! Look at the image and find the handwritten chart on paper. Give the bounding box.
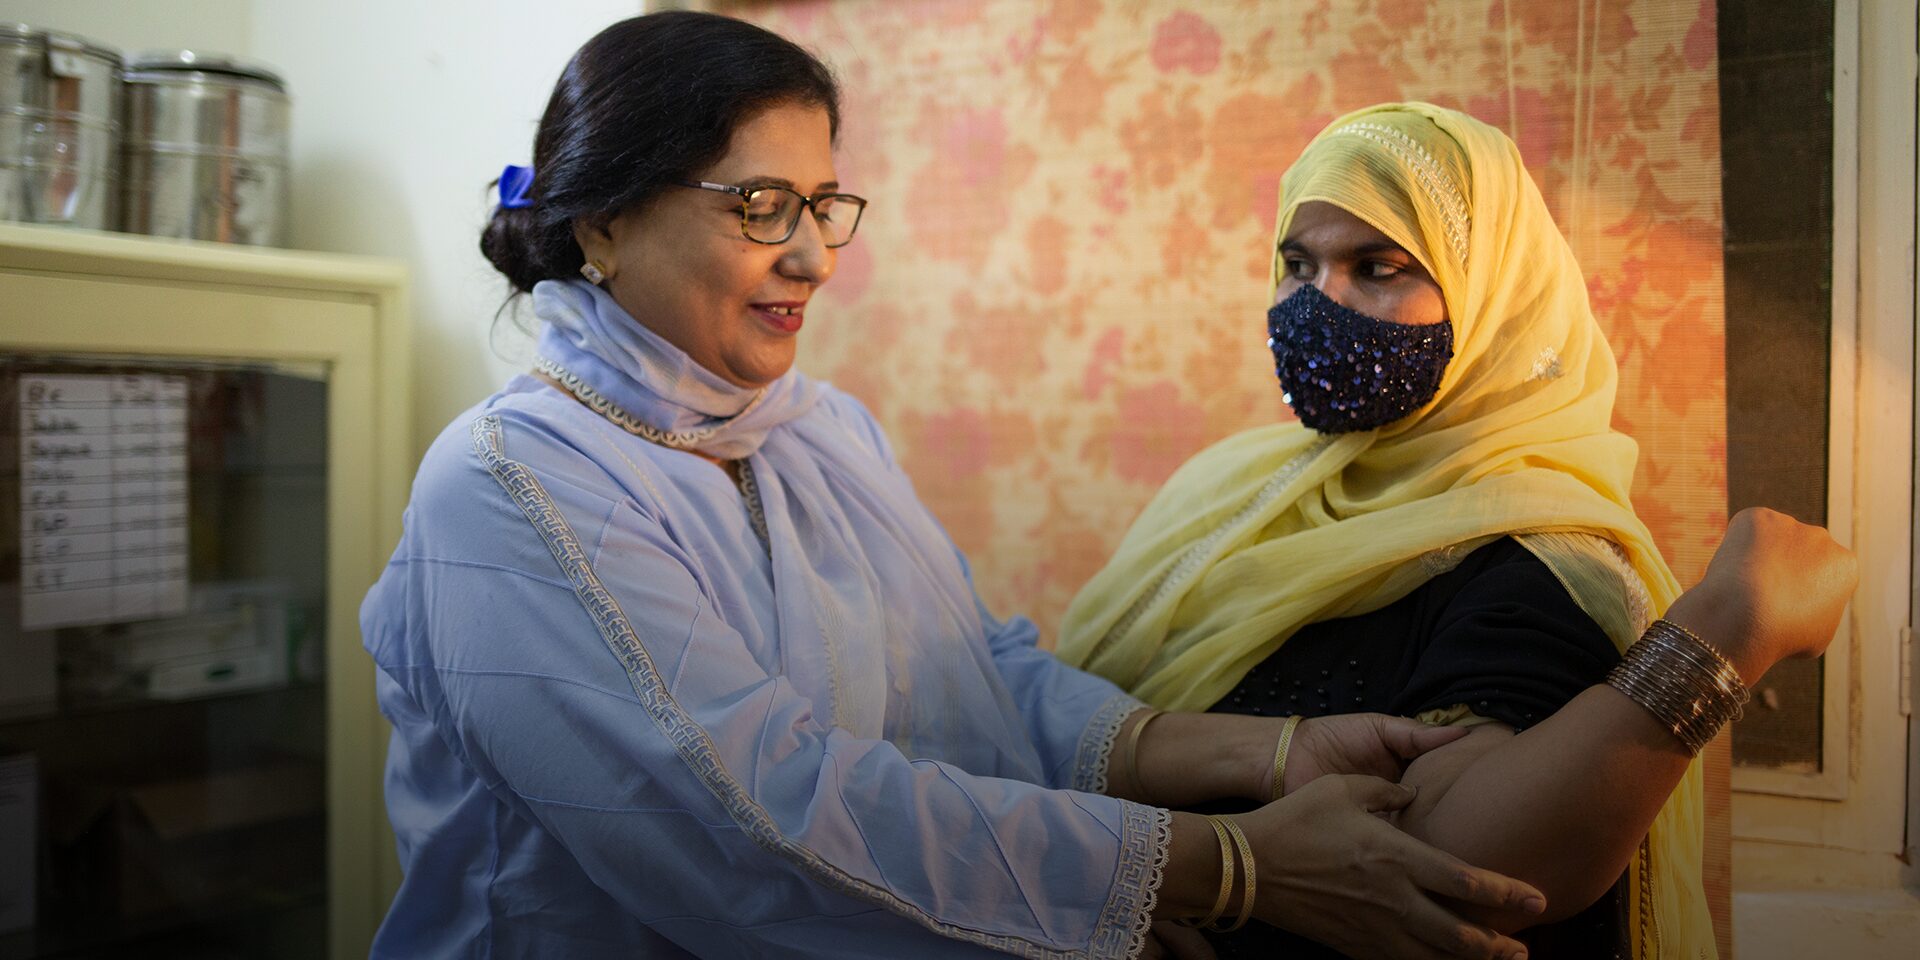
[20,374,190,629]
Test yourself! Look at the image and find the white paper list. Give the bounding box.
[20,374,190,629]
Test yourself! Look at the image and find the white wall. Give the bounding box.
[0,0,253,60]
[248,0,644,458]
[6,0,645,457]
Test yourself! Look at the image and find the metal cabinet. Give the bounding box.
[0,222,409,958]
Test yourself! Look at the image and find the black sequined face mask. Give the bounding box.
[1266,283,1454,434]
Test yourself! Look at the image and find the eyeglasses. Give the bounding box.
[675,180,867,247]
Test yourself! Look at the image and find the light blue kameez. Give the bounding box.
[360,281,1169,958]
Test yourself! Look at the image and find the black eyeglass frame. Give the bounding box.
[673,180,868,248]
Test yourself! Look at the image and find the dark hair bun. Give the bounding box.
[480,203,550,294]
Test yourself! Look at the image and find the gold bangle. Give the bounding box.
[1212,816,1258,933]
[1269,715,1303,802]
[1606,618,1751,754]
[1176,816,1236,928]
[1122,709,1164,800]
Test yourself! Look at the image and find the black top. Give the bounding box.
[1201,537,1632,959]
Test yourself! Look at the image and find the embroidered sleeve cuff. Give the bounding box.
[1074,692,1149,795]
[1098,800,1173,960]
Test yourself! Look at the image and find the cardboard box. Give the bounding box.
[112,761,325,918]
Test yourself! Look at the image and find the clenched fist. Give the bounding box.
[1666,507,1857,684]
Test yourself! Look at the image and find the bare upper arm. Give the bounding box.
[1390,721,1514,839]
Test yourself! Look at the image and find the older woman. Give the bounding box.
[1058,104,1850,959]
[361,13,1851,960]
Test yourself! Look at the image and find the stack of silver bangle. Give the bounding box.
[1605,618,1751,755]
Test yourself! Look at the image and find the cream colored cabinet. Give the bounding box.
[0,222,408,959]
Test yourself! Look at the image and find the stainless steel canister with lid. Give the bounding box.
[0,25,123,229]
[122,52,289,246]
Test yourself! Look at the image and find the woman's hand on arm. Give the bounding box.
[1151,776,1543,960]
[1281,713,1475,795]
[1119,709,1471,806]
[1390,705,1677,930]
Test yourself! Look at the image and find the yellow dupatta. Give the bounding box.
[1055,103,1712,959]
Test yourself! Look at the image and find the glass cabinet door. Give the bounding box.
[2,353,332,959]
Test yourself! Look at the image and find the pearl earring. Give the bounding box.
[580,259,608,284]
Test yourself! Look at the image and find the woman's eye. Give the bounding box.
[1284,258,1313,279]
[743,193,789,221]
[1364,260,1404,279]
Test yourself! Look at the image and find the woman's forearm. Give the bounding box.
[1111,708,1273,806]
[1151,811,1229,919]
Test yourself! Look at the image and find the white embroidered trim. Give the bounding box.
[1599,538,1655,636]
[1087,439,1334,668]
[1124,806,1175,960]
[1520,531,1657,648]
[735,459,771,553]
[471,414,1159,959]
[1331,121,1472,268]
[533,356,766,449]
[1076,693,1149,794]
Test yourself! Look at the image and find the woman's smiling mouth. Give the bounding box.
[751,301,806,333]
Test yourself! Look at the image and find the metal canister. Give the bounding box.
[0,25,123,229]
[122,52,289,246]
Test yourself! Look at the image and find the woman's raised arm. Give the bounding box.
[1385,508,1855,929]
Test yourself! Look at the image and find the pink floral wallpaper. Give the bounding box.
[720,0,1727,631]
[718,0,1731,948]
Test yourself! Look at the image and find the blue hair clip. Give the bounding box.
[498,164,535,209]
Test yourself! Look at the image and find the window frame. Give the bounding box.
[1729,0,1916,886]
[1727,0,1855,803]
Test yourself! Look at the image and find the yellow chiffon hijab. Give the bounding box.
[1056,103,1712,958]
